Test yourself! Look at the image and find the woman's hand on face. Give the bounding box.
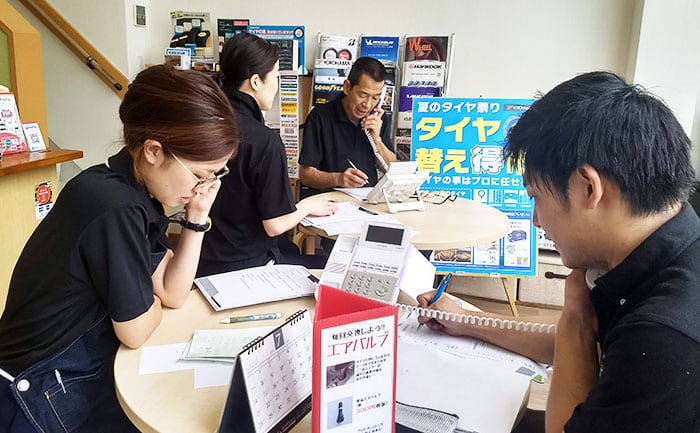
[186,179,221,222]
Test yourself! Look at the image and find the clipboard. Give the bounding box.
[218,310,313,433]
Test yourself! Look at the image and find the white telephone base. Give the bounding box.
[383,188,425,213]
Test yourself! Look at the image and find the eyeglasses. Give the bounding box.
[170,152,229,190]
[421,191,457,205]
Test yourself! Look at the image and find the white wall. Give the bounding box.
[8,0,700,175]
[8,0,126,168]
[633,0,700,137]
[148,0,639,98]
[124,0,152,80]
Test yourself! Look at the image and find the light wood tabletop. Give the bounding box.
[115,288,531,433]
[114,290,315,433]
[299,191,509,251]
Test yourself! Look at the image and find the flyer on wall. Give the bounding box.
[396,35,453,160]
[311,58,352,107]
[359,36,400,63]
[411,97,538,277]
[0,93,28,155]
[317,34,359,62]
[248,25,306,74]
[279,74,302,178]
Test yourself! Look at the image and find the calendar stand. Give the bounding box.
[218,310,313,433]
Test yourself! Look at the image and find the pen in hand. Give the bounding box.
[347,159,368,186]
[418,273,453,330]
[220,312,283,324]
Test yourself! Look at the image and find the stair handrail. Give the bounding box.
[19,0,128,98]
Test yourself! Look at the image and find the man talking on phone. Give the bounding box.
[299,57,396,199]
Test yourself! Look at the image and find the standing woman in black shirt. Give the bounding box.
[198,32,336,277]
[0,65,238,432]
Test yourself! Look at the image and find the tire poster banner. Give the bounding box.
[411,97,538,277]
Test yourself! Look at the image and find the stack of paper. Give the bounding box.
[333,187,372,201]
[396,401,460,433]
[300,201,400,235]
[194,265,318,311]
[181,327,273,362]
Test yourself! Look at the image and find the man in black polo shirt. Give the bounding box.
[299,57,396,199]
[417,71,700,433]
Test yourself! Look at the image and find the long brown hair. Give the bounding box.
[119,65,239,168]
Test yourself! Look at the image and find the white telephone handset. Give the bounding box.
[365,86,389,172]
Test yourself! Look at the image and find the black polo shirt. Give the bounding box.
[565,204,700,432]
[198,90,296,277]
[0,149,168,375]
[299,94,393,198]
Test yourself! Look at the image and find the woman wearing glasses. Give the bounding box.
[197,32,336,277]
[0,65,238,432]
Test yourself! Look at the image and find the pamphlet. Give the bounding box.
[312,285,398,433]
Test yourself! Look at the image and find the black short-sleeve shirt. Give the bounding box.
[0,149,168,375]
[565,205,700,432]
[198,91,296,277]
[298,94,393,198]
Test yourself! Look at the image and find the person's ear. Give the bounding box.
[577,164,603,209]
[142,139,165,166]
[250,73,261,91]
[342,79,352,95]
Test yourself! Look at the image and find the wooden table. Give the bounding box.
[115,289,531,433]
[296,191,519,315]
[299,191,509,251]
[115,290,315,433]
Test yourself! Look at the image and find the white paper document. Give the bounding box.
[334,186,372,201]
[183,327,273,361]
[396,313,543,433]
[300,201,400,235]
[194,364,234,389]
[139,342,237,389]
[139,343,218,375]
[194,264,318,311]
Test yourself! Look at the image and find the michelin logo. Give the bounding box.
[364,39,394,46]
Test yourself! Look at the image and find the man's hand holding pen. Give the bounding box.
[338,158,369,187]
[416,274,464,333]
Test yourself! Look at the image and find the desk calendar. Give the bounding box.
[218,310,312,433]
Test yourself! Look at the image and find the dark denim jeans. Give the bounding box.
[0,316,138,433]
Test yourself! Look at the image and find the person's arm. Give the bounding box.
[112,295,163,348]
[545,269,599,433]
[261,195,337,236]
[152,180,222,308]
[417,290,557,364]
[299,164,369,189]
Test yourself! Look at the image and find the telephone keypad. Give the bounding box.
[341,270,398,302]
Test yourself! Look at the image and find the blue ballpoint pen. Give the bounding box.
[418,273,453,329]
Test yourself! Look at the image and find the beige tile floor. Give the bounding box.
[456,296,562,411]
